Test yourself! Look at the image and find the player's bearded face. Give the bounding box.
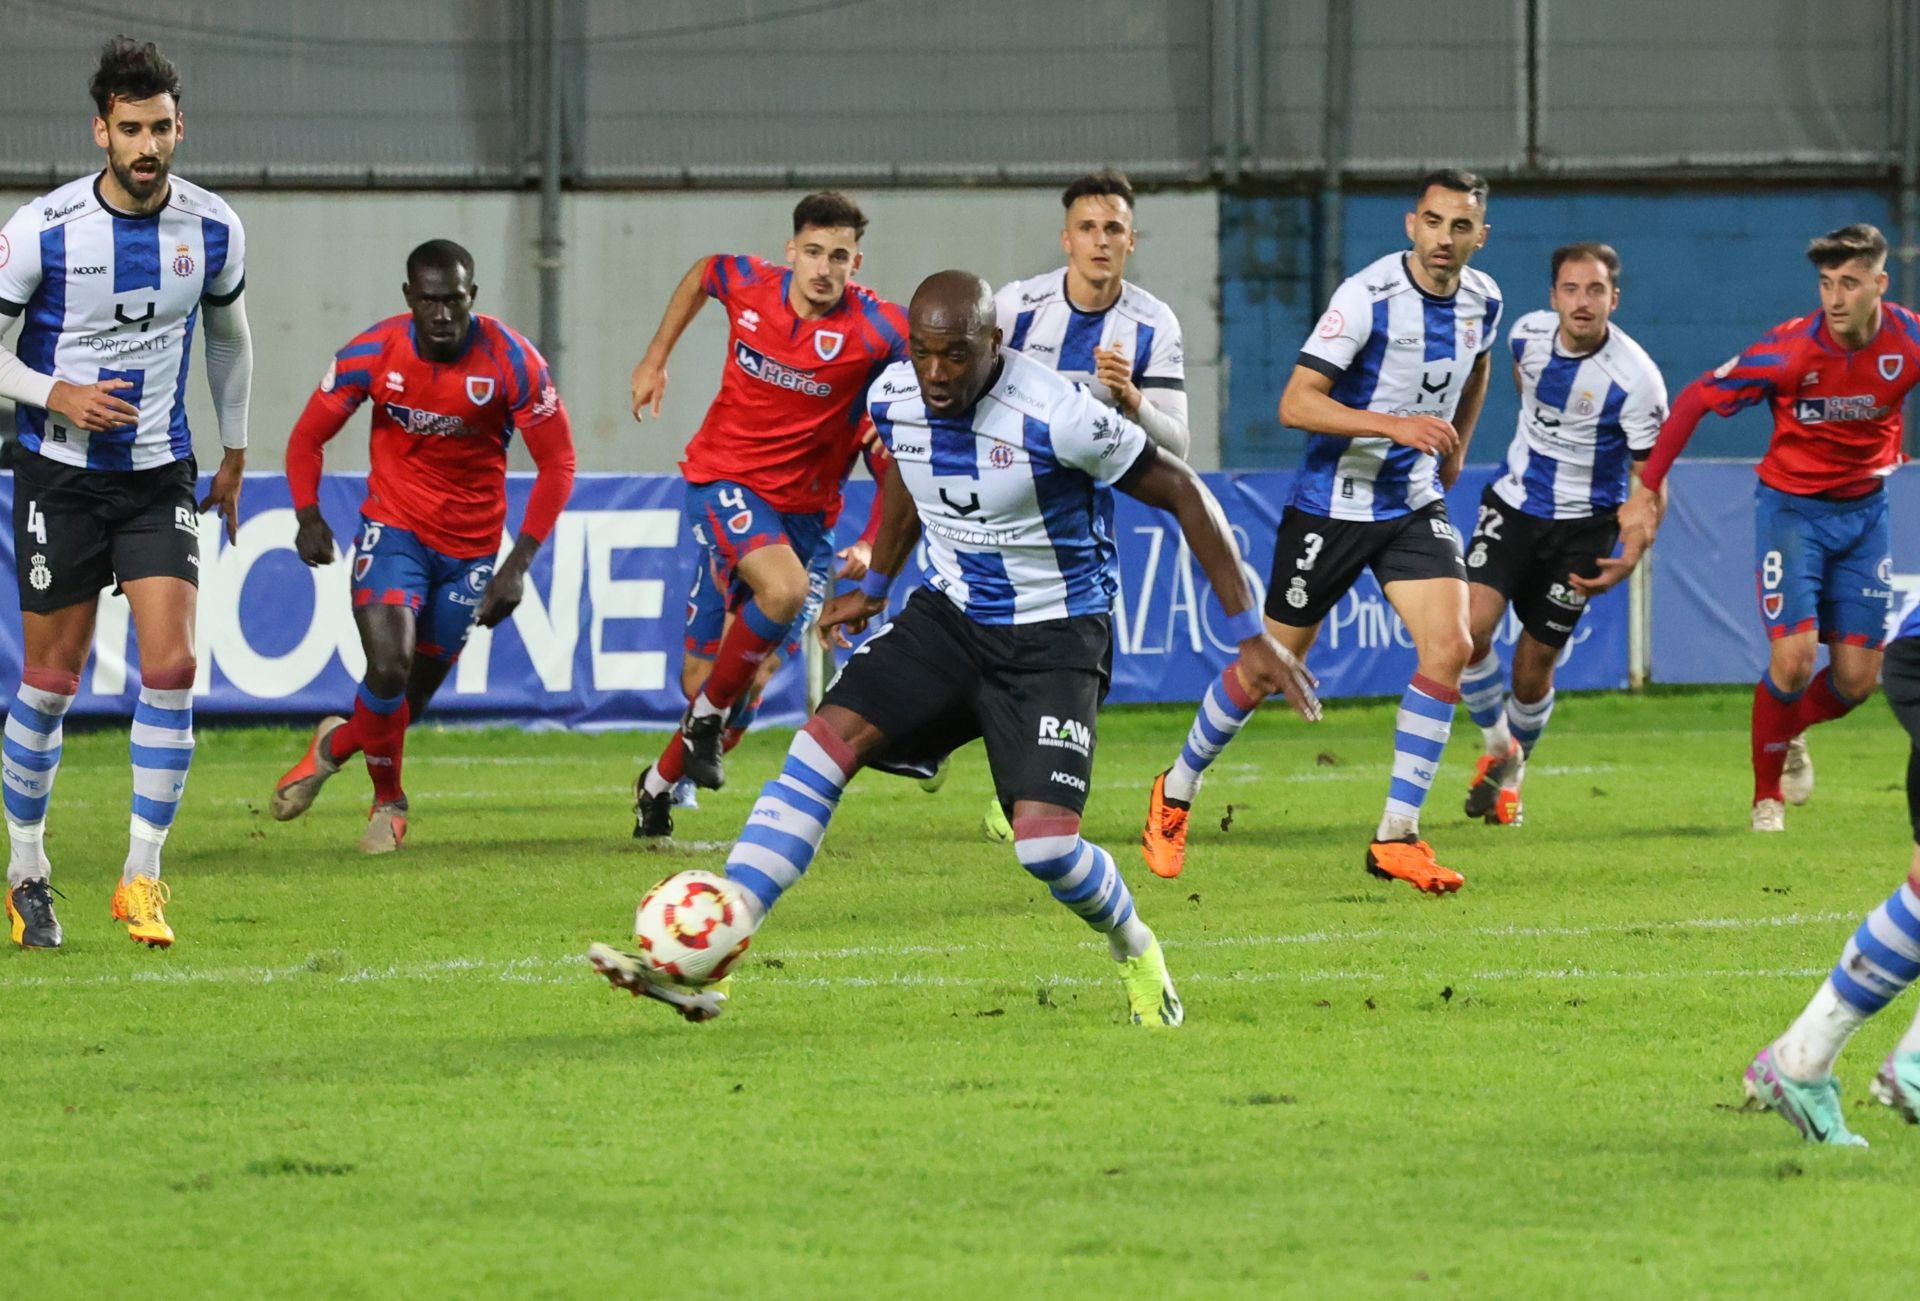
[1551,259,1618,348]
[1061,196,1135,286]
[1405,188,1488,287]
[95,96,179,205]
[786,225,861,312]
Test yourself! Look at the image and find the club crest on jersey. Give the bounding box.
[353,553,373,582]
[1881,354,1904,382]
[727,510,752,535]
[1762,592,1784,620]
[172,244,194,278]
[813,330,845,362]
[466,376,496,405]
[1463,324,1478,350]
[988,443,1016,469]
[1576,392,1595,416]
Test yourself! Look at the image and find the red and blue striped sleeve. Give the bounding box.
[700,253,769,302]
[1696,319,1801,417]
[315,321,391,412]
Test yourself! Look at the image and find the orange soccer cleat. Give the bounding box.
[1463,740,1524,825]
[1139,769,1192,879]
[110,875,174,948]
[1365,837,1465,895]
[272,715,347,822]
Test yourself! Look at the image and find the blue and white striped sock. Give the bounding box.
[4,674,76,886]
[1378,674,1459,841]
[1507,690,1555,758]
[1164,667,1260,803]
[723,718,856,922]
[1459,650,1512,756]
[125,684,195,882]
[1013,815,1153,958]
[1777,875,1920,1080]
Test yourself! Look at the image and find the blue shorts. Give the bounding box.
[1754,482,1892,649]
[683,537,832,661]
[350,517,495,663]
[682,479,833,657]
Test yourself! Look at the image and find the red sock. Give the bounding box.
[1783,667,1858,735]
[700,598,788,712]
[333,686,410,804]
[654,728,687,783]
[722,727,747,754]
[1751,676,1798,802]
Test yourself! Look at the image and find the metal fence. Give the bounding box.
[0,0,1910,188]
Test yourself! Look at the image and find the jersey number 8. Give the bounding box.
[1761,549,1784,591]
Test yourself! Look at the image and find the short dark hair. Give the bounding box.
[1062,169,1135,211]
[1806,223,1888,270]
[1550,242,1621,286]
[90,36,182,116]
[406,238,475,283]
[792,191,868,239]
[1416,168,1490,209]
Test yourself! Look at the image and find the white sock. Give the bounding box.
[122,814,168,883]
[1376,810,1419,842]
[642,766,672,798]
[1109,914,1154,961]
[1898,1003,1920,1059]
[1775,979,1869,1081]
[689,692,724,721]
[6,819,47,887]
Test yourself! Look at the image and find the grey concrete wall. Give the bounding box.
[0,186,1222,474]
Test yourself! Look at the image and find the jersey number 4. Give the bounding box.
[25,500,47,546]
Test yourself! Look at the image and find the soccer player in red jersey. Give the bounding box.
[1632,224,1920,831]
[269,240,576,851]
[626,191,908,835]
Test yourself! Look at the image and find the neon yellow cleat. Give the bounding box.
[1117,937,1183,1028]
[110,876,174,948]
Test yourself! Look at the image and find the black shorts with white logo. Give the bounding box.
[823,588,1111,815]
[1264,500,1466,627]
[12,452,200,613]
[1464,487,1619,649]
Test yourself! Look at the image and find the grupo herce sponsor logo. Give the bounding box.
[733,340,831,397]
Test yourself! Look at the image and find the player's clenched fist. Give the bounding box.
[630,358,668,421]
[816,589,886,649]
[1385,412,1459,456]
[1236,631,1322,723]
[293,504,337,568]
[45,378,140,432]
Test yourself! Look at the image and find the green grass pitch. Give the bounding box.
[4,688,1917,1297]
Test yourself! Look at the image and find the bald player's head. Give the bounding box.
[907,271,1002,415]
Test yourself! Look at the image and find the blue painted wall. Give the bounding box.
[1219,188,1898,470]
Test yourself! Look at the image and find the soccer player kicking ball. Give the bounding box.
[590,272,1318,1025]
[1631,224,1920,832]
[271,240,576,852]
[627,192,909,835]
[1742,594,1920,1145]
[0,38,254,949]
[1456,244,1668,826]
[1142,170,1502,892]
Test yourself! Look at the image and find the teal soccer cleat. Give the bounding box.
[1870,1050,1920,1124]
[1744,1044,1868,1146]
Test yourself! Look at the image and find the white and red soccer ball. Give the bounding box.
[633,870,753,987]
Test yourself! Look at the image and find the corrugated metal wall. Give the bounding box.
[0,0,1904,186]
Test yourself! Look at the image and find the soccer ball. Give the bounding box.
[633,870,753,987]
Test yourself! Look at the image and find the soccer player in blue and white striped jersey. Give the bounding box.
[1743,592,1920,1144]
[1456,244,1668,827]
[589,271,1318,1026]
[0,39,253,951]
[1143,170,1501,893]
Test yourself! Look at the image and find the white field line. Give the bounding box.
[0,910,1853,993]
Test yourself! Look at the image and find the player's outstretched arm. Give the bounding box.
[630,258,712,422]
[818,458,920,648]
[1572,475,1669,596]
[1279,364,1457,457]
[1437,351,1492,490]
[1121,451,1320,721]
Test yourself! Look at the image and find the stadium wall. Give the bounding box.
[0,188,1222,475]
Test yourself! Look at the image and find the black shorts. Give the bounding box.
[1264,501,1465,627]
[1883,637,1920,843]
[1464,487,1620,650]
[823,588,1111,814]
[11,453,200,613]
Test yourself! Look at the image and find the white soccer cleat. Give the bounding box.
[1751,798,1786,833]
[1780,735,1813,806]
[587,942,728,1023]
